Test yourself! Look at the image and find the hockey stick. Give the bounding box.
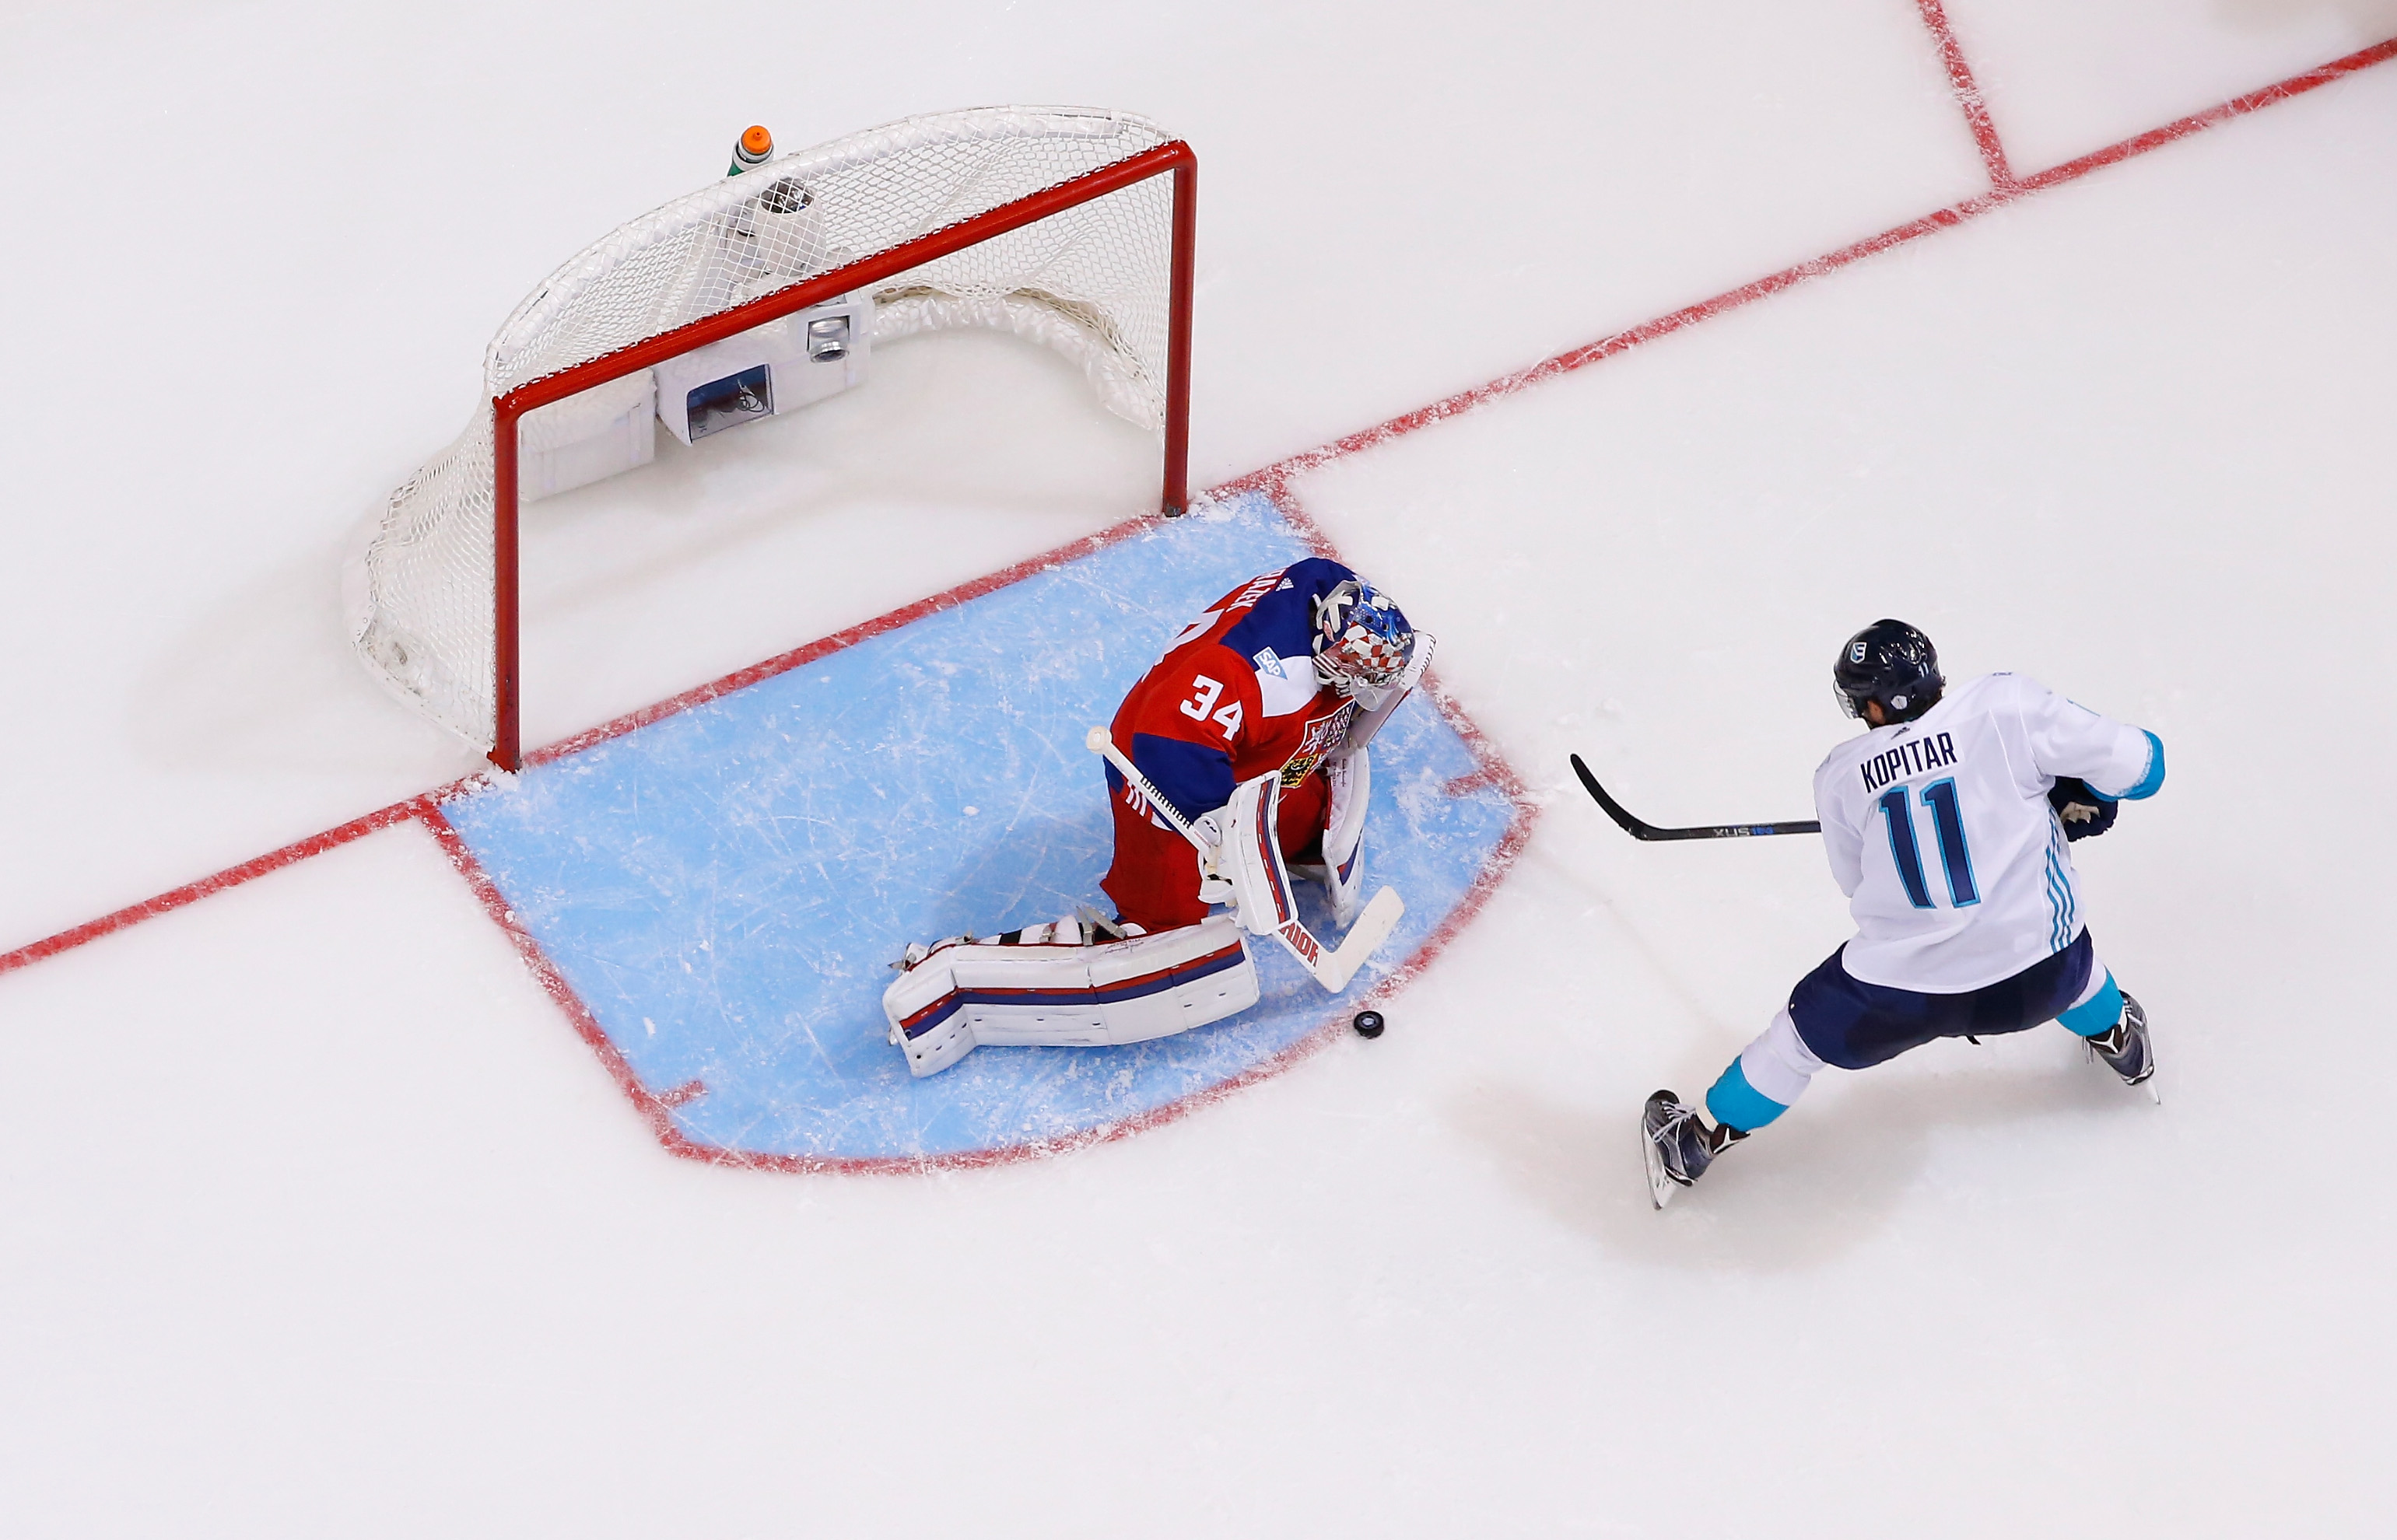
[1086,727,1404,992]
[1277,885,1403,992]
[1328,630,1434,761]
[1085,726,1213,856]
[1568,753,1821,841]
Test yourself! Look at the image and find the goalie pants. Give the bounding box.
[1705,929,2129,1132]
[1101,772,1329,932]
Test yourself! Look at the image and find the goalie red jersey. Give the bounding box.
[1100,558,1400,929]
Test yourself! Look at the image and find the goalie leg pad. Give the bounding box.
[881,915,1258,1076]
[1316,747,1369,927]
[1319,745,1368,872]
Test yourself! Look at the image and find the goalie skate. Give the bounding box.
[882,914,1258,1077]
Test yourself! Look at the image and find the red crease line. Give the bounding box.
[618,481,1545,1178]
[420,804,695,1139]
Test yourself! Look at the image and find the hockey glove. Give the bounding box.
[2048,778,2118,841]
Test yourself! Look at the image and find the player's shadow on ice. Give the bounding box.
[1447,1040,2150,1269]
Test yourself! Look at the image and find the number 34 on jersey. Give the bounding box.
[1178,674,1245,740]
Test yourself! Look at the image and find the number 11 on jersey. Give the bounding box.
[1877,777,1979,910]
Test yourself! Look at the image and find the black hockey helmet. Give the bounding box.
[1833,619,1943,722]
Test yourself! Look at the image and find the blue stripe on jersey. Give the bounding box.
[2042,835,2075,954]
[2091,730,2166,802]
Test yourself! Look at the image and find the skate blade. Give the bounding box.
[1641,1125,1678,1210]
[2086,1041,2163,1104]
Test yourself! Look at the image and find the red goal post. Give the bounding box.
[351,108,1196,772]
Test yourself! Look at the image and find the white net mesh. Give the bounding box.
[352,106,1179,751]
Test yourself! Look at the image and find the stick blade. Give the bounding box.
[1319,886,1404,992]
[1569,753,1660,839]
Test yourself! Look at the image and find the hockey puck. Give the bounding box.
[1351,1010,1386,1039]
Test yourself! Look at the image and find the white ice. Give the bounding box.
[2,1,2395,1533]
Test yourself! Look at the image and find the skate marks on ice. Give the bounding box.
[440,493,1522,1166]
[1448,1036,2160,1270]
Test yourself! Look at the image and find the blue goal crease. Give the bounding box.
[440,492,1522,1163]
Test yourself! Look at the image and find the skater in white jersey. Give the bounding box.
[1642,620,2165,1207]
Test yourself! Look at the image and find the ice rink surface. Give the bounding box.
[4,2,2395,1534]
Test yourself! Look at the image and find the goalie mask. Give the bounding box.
[1312,579,1414,691]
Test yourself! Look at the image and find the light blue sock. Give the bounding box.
[1705,1059,1789,1132]
[2058,971,2125,1038]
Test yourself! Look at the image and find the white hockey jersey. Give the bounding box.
[1813,672,2163,993]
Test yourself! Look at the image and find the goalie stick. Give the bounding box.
[1086,726,1403,992]
[1568,753,1821,841]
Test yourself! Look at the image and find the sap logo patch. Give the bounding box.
[1252,647,1287,678]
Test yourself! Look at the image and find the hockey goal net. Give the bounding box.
[351,106,1195,769]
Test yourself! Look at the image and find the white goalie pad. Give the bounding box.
[1315,746,1369,928]
[881,915,1257,1077]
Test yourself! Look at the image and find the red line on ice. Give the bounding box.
[2016,36,2397,194]
[1913,0,2015,188]
[0,796,448,976]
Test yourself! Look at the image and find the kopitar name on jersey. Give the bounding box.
[1857,731,1959,794]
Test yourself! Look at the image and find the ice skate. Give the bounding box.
[2085,991,2159,1101]
[1641,1090,1743,1209]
